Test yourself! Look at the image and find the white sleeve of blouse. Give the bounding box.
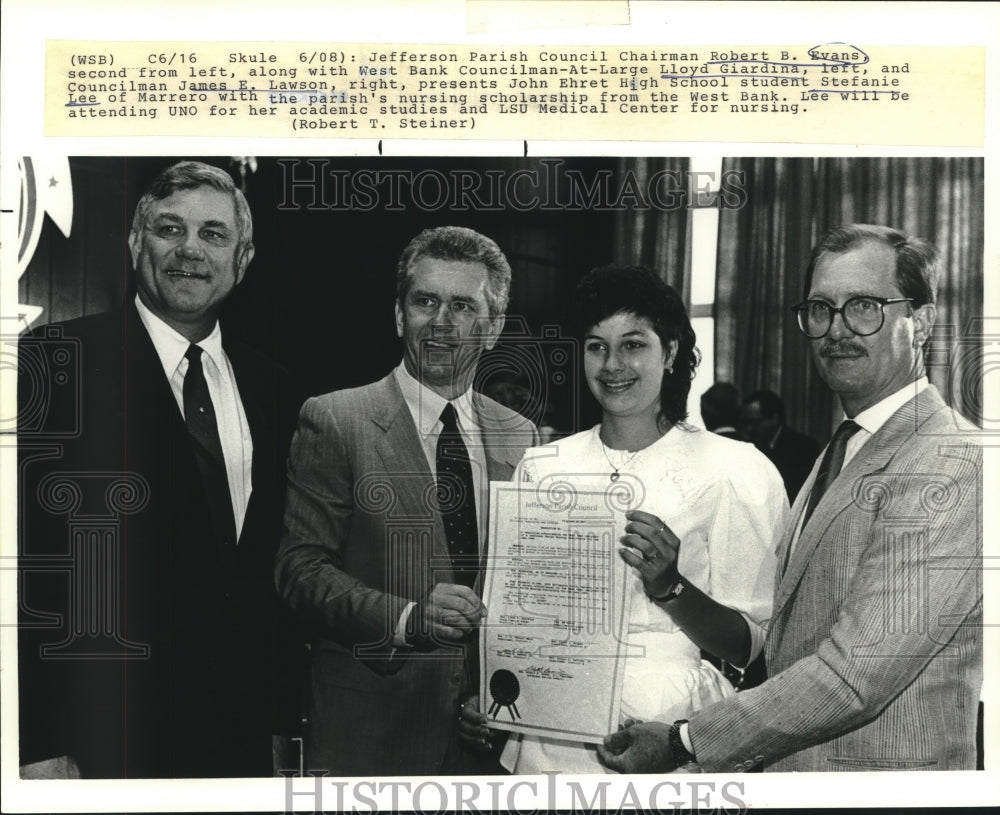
[706,446,790,666]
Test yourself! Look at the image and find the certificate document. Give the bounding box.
[480,481,634,743]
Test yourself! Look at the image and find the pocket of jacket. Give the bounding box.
[827,756,938,770]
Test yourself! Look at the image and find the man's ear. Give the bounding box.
[235,243,255,286]
[913,303,937,348]
[127,230,140,267]
[395,300,405,338]
[483,313,506,351]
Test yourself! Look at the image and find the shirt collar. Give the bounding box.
[849,376,929,436]
[134,294,224,376]
[394,362,475,435]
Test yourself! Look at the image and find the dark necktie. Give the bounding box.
[436,403,479,588]
[801,419,862,529]
[183,345,237,547]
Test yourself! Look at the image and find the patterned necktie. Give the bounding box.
[436,403,479,588]
[183,345,237,547]
[801,419,862,529]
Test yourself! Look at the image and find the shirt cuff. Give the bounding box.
[680,722,694,755]
[393,601,418,648]
[740,611,767,667]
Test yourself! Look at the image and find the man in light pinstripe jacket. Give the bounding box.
[599,224,982,772]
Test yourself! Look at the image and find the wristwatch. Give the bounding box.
[668,719,696,766]
[651,575,685,603]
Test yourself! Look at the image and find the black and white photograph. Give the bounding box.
[1,2,997,813]
[11,155,987,791]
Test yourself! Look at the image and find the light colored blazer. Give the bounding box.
[691,385,982,772]
[275,372,538,776]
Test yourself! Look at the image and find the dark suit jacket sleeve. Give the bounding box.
[275,395,409,663]
[689,433,982,771]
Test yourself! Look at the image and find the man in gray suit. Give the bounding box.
[599,224,982,772]
[276,226,538,775]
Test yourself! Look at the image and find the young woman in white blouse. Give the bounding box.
[459,264,789,773]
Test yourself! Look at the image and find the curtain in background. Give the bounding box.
[716,157,984,440]
[613,157,690,295]
[715,158,816,431]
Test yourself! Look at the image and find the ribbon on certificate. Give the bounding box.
[487,669,521,721]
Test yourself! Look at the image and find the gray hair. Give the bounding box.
[131,161,253,252]
[396,226,512,317]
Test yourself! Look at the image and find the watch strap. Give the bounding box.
[651,576,685,603]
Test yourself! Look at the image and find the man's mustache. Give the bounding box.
[819,341,868,357]
[430,326,459,340]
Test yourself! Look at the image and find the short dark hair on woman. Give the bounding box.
[571,264,699,426]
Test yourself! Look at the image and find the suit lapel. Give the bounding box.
[224,340,268,548]
[370,381,521,499]
[124,304,188,436]
[127,305,266,554]
[773,387,946,616]
[224,339,271,484]
[370,375,442,529]
[122,305,229,578]
[471,393,529,597]
[225,340,266,451]
[773,470,816,590]
[472,392,522,482]
[369,380,525,589]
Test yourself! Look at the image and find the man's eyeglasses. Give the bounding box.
[791,296,914,339]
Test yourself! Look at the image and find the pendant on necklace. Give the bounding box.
[601,437,641,483]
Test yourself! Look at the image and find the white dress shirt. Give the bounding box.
[392,362,490,645]
[135,295,254,539]
[842,376,930,467]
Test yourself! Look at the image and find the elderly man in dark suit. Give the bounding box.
[600,224,982,773]
[276,226,538,776]
[18,161,303,778]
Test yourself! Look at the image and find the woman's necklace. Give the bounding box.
[599,438,643,482]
